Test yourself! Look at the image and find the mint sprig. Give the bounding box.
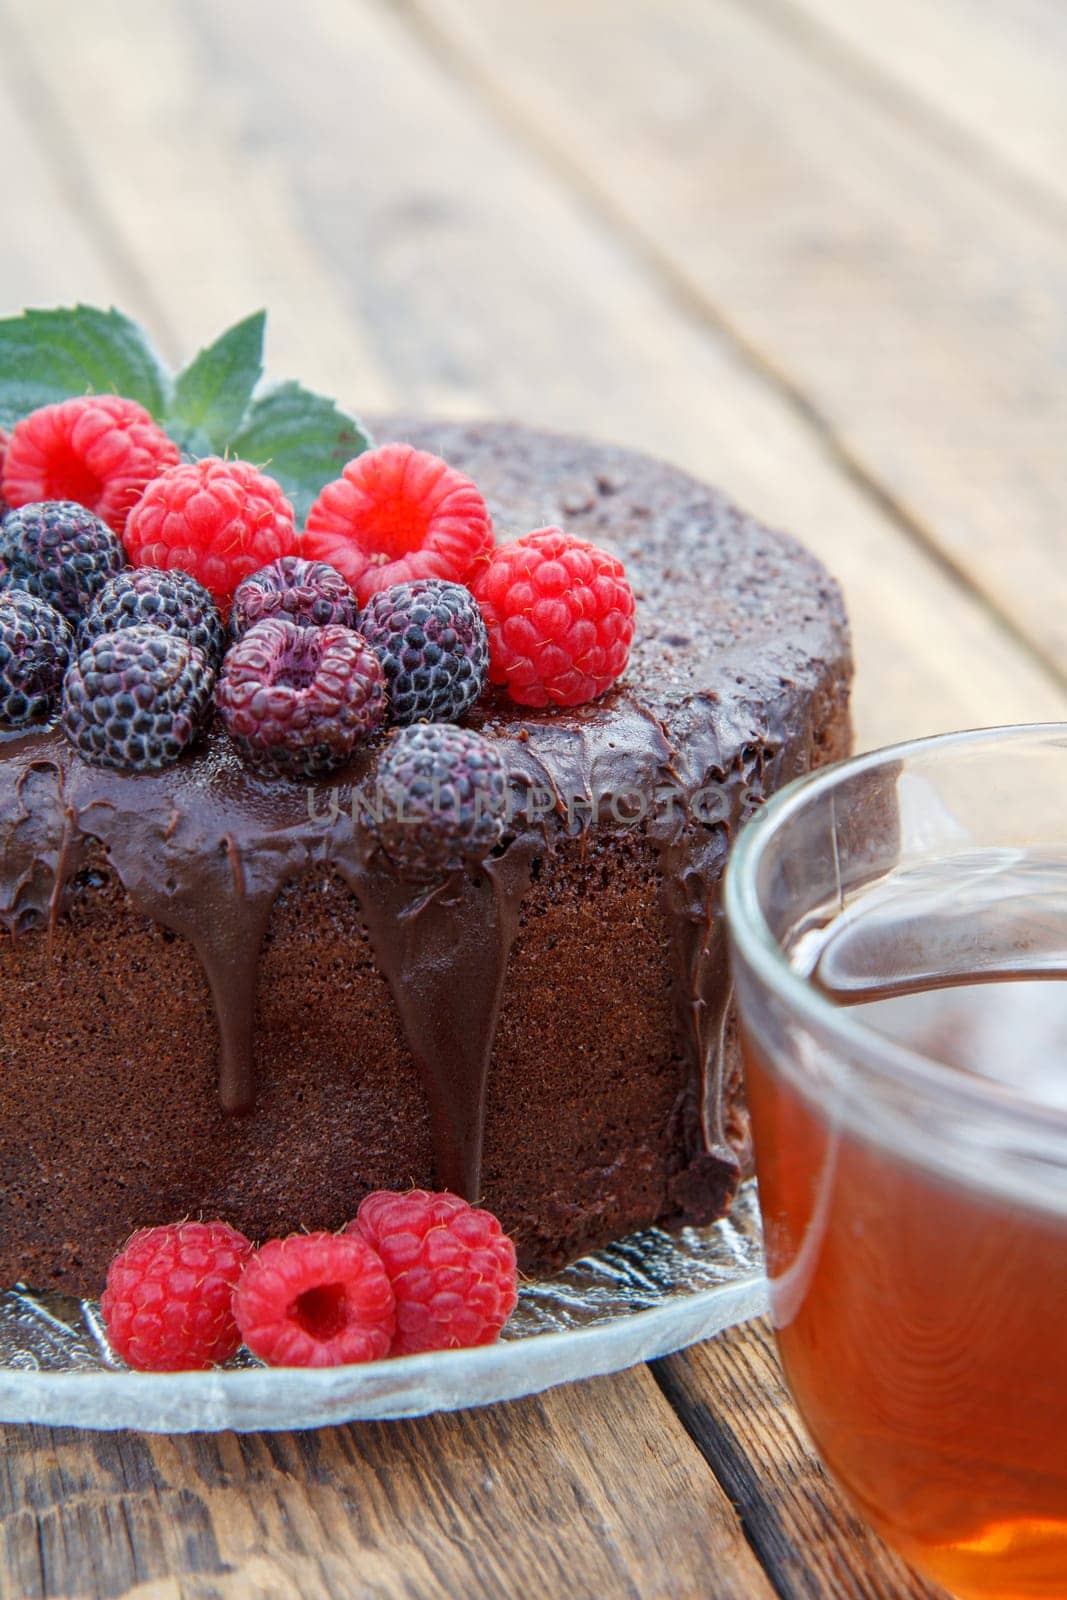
[230,381,370,521]
[0,306,171,428]
[0,304,371,519]
[170,310,266,452]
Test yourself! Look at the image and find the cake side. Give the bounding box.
[0,423,851,1293]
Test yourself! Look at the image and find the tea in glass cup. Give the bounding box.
[726,726,1067,1600]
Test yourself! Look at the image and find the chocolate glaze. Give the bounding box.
[0,422,851,1286]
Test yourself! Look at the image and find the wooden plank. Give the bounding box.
[4,0,1064,752]
[0,1367,778,1600]
[0,0,395,406]
[775,0,1067,217]
[0,38,139,318]
[407,0,1067,681]
[655,1320,944,1600]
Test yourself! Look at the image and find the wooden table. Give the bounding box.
[1,1,1064,1594]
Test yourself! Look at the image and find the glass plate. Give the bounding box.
[0,1184,767,1433]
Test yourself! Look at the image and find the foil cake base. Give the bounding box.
[0,1183,767,1433]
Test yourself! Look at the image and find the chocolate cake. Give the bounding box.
[0,421,851,1296]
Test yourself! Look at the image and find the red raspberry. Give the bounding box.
[469,527,635,708]
[304,443,493,605]
[0,427,9,517]
[124,457,297,615]
[1,396,179,538]
[100,1220,253,1372]
[234,1232,396,1368]
[351,1189,518,1356]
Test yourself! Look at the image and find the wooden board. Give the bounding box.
[0,1367,780,1600]
[656,1321,942,1600]
[0,33,135,317]
[409,0,1067,680]
[2,0,1063,752]
[0,0,395,405]
[780,0,1067,216]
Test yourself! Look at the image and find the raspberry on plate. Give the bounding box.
[62,625,214,772]
[359,577,489,726]
[231,555,358,638]
[0,500,126,626]
[469,526,635,708]
[216,617,386,776]
[100,1220,253,1372]
[123,457,297,615]
[0,591,74,728]
[369,723,508,881]
[304,443,493,605]
[1,396,180,537]
[234,1232,396,1368]
[82,567,226,669]
[350,1189,518,1356]
[0,427,8,518]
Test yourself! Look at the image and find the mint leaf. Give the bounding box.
[0,305,170,428]
[230,382,370,521]
[0,305,368,523]
[162,420,215,458]
[170,311,265,450]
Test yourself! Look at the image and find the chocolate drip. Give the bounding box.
[168,892,277,1115]
[345,849,535,1200]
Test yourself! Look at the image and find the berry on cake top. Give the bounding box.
[0,500,125,625]
[359,576,489,725]
[0,305,636,816]
[2,394,180,537]
[304,442,493,602]
[62,626,215,772]
[231,555,359,636]
[470,526,636,708]
[370,723,510,880]
[216,617,387,777]
[82,567,226,668]
[124,456,298,614]
[0,590,73,728]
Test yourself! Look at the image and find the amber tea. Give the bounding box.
[746,850,1067,1600]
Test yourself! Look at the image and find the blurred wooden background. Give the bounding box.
[4,0,1065,750]
[1,1,1064,1595]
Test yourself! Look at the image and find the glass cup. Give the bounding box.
[724,725,1067,1600]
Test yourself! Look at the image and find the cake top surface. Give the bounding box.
[2,418,848,816]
